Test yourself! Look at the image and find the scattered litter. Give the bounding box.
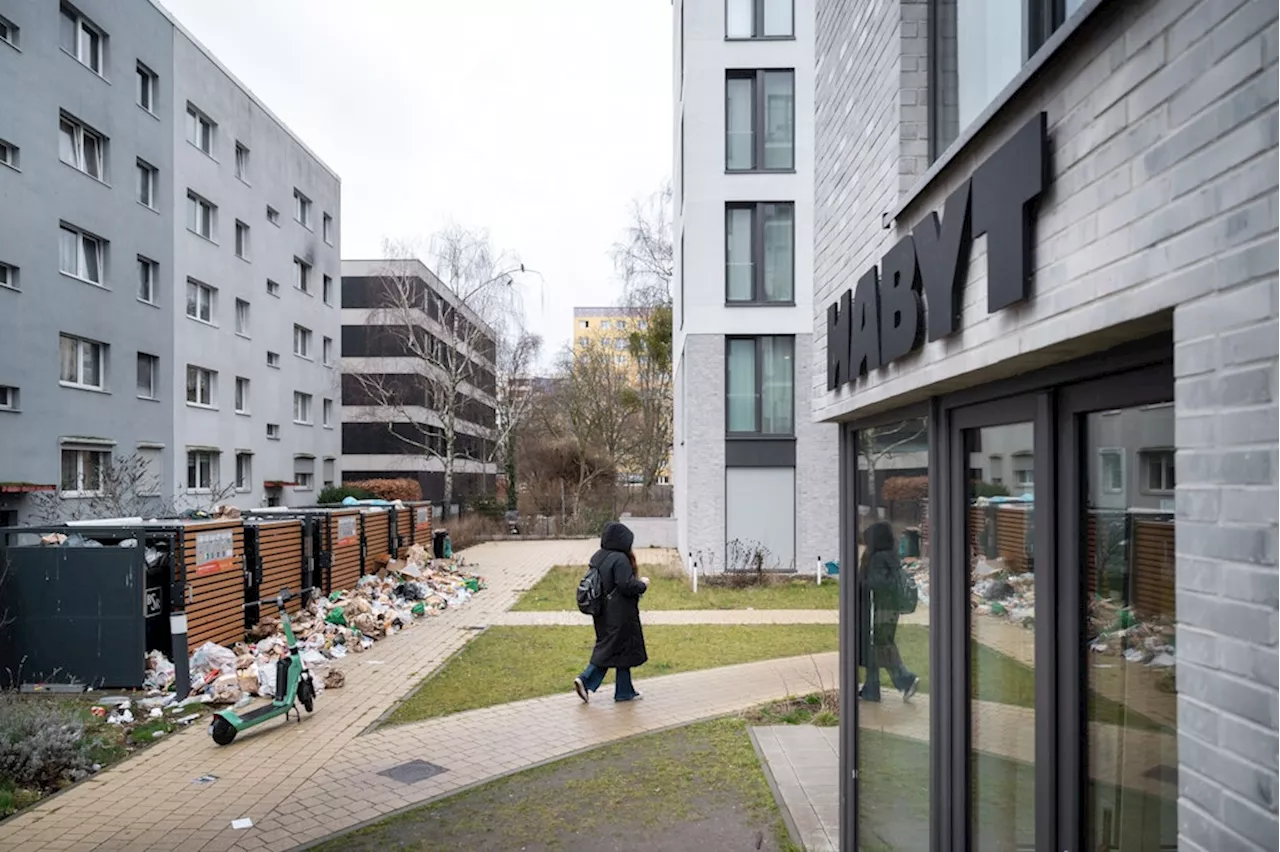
[1123,647,1147,663]
[231,818,253,830]
[192,774,218,786]
[151,731,165,739]
[173,713,201,727]
[365,660,385,666]
[1149,653,1175,668]
[323,670,346,690]
[106,708,134,725]
[149,707,163,719]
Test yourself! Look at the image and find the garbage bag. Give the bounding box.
[257,663,277,698]
[411,602,426,617]
[325,607,347,627]
[190,641,237,681]
[143,650,176,691]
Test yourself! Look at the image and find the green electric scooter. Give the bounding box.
[209,588,316,746]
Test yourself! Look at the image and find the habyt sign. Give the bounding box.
[827,113,1049,390]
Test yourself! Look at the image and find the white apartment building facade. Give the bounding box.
[672,0,839,575]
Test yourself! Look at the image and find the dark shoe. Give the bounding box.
[858,687,881,703]
[902,676,919,703]
[574,677,589,705]
[615,691,643,702]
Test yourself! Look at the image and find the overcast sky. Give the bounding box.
[161,0,673,368]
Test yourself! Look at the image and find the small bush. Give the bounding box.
[317,484,377,505]
[0,695,97,792]
[345,478,423,503]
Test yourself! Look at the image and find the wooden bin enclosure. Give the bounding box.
[394,505,413,558]
[361,508,393,568]
[405,501,433,555]
[244,519,307,628]
[324,509,364,595]
[181,520,247,648]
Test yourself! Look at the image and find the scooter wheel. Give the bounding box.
[298,679,315,713]
[210,716,237,746]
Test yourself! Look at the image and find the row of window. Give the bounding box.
[576,318,649,332]
[59,447,332,497]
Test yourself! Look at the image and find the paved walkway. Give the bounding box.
[491,609,840,626]
[752,725,839,852]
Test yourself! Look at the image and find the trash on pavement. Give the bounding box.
[231,818,253,830]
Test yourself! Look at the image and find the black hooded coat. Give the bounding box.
[857,521,903,668]
[588,522,649,669]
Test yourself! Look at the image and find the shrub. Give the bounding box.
[0,695,96,792]
[316,484,376,505]
[973,481,1011,498]
[883,475,928,501]
[345,478,422,503]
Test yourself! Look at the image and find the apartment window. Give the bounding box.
[617,320,628,331]
[726,336,793,435]
[185,279,215,324]
[235,143,249,182]
[726,202,794,303]
[186,365,215,407]
[1099,449,1124,494]
[600,320,611,330]
[136,353,158,399]
[322,399,333,428]
[234,299,250,336]
[0,385,17,411]
[61,449,107,496]
[266,351,280,368]
[235,220,250,259]
[294,257,311,293]
[0,262,17,291]
[266,279,280,297]
[323,213,333,245]
[322,336,334,366]
[0,14,19,49]
[0,139,17,170]
[136,159,158,208]
[186,450,216,491]
[186,192,216,240]
[266,423,281,440]
[234,377,249,414]
[1016,467,1035,489]
[1143,450,1176,493]
[58,225,105,285]
[726,0,793,38]
[293,391,313,424]
[323,275,333,305]
[59,114,105,180]
[293,189,312,227]
[295,471,314,491]
[59,334,104,390]
[235,453,251,492]
[615,338,628,351]
[293,324,312,358]
[136,63,158,113]
[59,5,104,75]
[137,257,157,303]
[266,206,280,226]
[186,104,215,156]
[725,69,794,171]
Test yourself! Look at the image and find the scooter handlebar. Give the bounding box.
[276,588,294,610]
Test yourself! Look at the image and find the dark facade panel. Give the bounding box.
[725,438,797,467]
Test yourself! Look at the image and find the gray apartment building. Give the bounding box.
[813,0,1278,850]
[340,259,499,507]
[0,0,341,524]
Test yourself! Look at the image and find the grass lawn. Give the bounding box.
[387,623,839,724]
[315,717,801,852]
[513,565,840,611]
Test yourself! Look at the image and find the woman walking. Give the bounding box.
[574,521,649,703]
[858,521,919,702]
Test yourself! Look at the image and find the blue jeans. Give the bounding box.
[579,663,639,701]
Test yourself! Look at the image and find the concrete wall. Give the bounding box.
[620,515,678,550]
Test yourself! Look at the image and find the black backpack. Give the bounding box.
[893,567,919,615]
[577,565,605,616]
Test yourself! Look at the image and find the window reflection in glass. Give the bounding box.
[856,417,930,850]
[1085,406,1178,851]
[933,0,1027,154]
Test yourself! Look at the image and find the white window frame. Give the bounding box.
[234,298,250,337]
[136,352,158,400]
[186,192,216,240]
[293,189,312,228]
[59,114,105,181]
[0,14,19,50]
[59,225,105,286]
[60,6,104,75]
[323,274,333,305]
[0,139,17,170]
[323,213,333,245]
[0,262,18,291]
[59,334,105,390]
[136,63,157,113]
[295,471,314,491]
[234,377,250,414]
[322,336,333,366]
[61,448,108,497]
[235,220,250,259]
[1143,450,1176,494]
[186,365,215,408]
[1099,448,1125,494]
[235,453,252,492]
[293,324,312,359]
[136,159,157,209]
[266,206,280,226]
[234,143,249,183]
[186,450,216,493]
[266,279,280,297]
[266,351,280,368]
[322,398,333,428]
[294,257,311,293]
[136,256,157,304]
[185,104,215,156]
[0,386,19,411]
[293,391,313,425]
[266,423,281,440]
[185,278,216,324]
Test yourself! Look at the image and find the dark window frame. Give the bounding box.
[724,68,795,173]
[723,0,796,40]
[724,201,795,305]
[724,334,794,438]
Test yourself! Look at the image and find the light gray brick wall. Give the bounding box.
[682,334,727,573]
[794,334,841,569]
[815,0,1278,848]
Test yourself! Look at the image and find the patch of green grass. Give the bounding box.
[387,624,839,724]
[315,718,802,852]
[513,565,840,611]
[746,690,841,727]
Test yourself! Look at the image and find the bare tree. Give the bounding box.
[858,420,928,513]
[493,326,543,511]
[611,180,674,308]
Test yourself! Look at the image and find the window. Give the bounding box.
[296,472,314,491]
[59,334,104,390]
[293,189,311,227]
[186,450,216,491]
[266,279,280,297]
[580,320,589,329]
[185,279,215,323]
[185,104,215,155]
[59,115,105,180]
[136,159,157,208]
[266,206,280,226]
[235,453,251,492]
[234,377,249,414]
[323,275,333,305]
[726,202,794,303]
[726,0,793,38]
[322,336,334,366]
[726,69,794,171]
[234,299,250,336]
[266,351,280,368]
[136,257,157,304]
[186,192,216,240]
[266,423,280,440]
[293,392,313,424]
[186,365,215,407]
[1143,450,1176,493]
[323,213,333,244]
[322,399,333,428]
[0,386,19,410]
[294,257,311,293]
[59,6,103,75]
[293,324,312,358]
[1099,449,1124,494]
[0,262,17,291]
[235,220,250,259]
[323,459,335,488]
[726,336,793,435]
[1015,467,1035,489]
[0,14,18,48]
[235,143,249,182]
[0,139,17,169]
[58,226,104,285]
[61,449,107,495]
[136,63,157,113]
[617,320,628,331]
[615,338,628,351]
[136,353,157,399]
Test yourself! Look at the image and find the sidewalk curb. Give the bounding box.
[748,726,806,852]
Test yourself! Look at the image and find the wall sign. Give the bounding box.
[193,529,235,576]
[336,515,359,546]
[827,112,1049,390]
[416,507,430,527]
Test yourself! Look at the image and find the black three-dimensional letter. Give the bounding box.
[914,178,972,342]
[849,268,882,379]
[878,234,923,363]
[827,289,852,391]
[972,112,1047,313]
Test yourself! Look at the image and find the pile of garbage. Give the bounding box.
[903,557,931,605]
[1087,597,1176,668]
[970,559,1036,627]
